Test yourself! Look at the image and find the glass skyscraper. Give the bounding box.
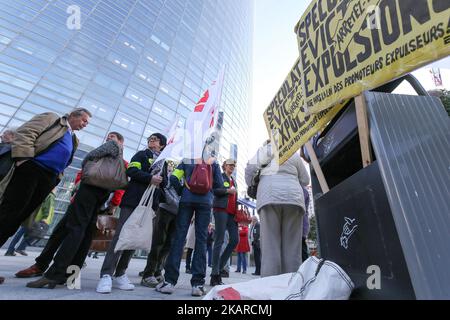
[0,0,253,228]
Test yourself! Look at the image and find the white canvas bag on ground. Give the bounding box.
[114,185,156,252]
[204,256,354,300]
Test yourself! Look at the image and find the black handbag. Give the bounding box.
[27,221,49,239]
[247,169,261,200]
[247,164,268,200]
[0,143,13,181]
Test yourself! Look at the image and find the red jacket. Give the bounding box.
[73,160,128,206]
[235,225,250,253]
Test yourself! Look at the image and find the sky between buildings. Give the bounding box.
[250,0,450,157]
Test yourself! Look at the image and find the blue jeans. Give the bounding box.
[164,203,211,287]
[211,211,239,275]
[6,226,26,253]
[17,234,40,251]
[237,252,247,272]
[207,244,212,267]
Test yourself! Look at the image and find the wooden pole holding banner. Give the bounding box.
[305,141,329,194]
[355,93,373,168]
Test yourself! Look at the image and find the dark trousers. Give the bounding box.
[44,183,109,282]
[211,211,239,276]
[302,237,309,262]
[185,248,193,270]
[142,207,176,278]
[100,206,135,277]
[0,161,57,246]
[35,210,97,272]
[252,244,261,274]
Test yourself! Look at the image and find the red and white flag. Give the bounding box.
[183,67,225,159]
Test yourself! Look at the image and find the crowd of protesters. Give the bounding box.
[0,109,311,295]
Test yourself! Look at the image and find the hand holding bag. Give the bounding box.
[90,214,119,252]
[114,185,156,252]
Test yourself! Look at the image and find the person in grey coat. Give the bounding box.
[245,140,310,277]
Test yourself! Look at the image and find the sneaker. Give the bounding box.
[4,251,15,256]
[220,269,229,278]
[96,275,112,294]
[156,281,175,294]
[114,274,135,291]
[191,285,206,296]
[141,276,162,288]
[15,250,28,256]
[15,264,44,278]
[210,274,224,286]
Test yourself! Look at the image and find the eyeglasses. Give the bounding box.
[148,137,160,142]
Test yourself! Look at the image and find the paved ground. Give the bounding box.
[0,248,257,300]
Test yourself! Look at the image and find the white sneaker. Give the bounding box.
[191,285,206,296]
[114,274,135,291]
[96,275,112,294]
[156,281,175,294]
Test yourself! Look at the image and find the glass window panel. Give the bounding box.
[0,114,11,126]
[122,146,136,162]
[118,99,150,119]
[78,96,117,122]
[0,72,34,90]
[152,100,176,121]
[21,101,51,115]
[93,73,127,96]
[33,86,77,106]
[113,111,145,135]
[0,81,29,99]
[0,103,17,116]
[159,81,180,101]
[124,87,153,108]
[83,83,122,106]
[14,109,35,122]
[76,131,104,149]
[6,118,25,128]
[0,92,23,107]
[109,123,141,146]
[28,93,72,114]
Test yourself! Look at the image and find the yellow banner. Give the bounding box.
[263,59,347,164]
[264,0,450,164]
[295,0,450,114]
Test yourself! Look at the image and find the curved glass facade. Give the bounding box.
[0,0,253,229]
